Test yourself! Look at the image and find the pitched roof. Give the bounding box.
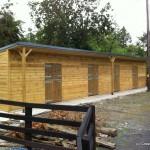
[0,42,146,61]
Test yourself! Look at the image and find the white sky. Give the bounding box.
[0,0,148,43]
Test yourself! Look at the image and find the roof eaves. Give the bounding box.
[0,42,146,61]
[0,43,18,52]
[15,42,146,61]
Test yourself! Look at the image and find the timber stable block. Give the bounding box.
[0,42,147,111]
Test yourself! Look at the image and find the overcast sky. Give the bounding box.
[0,0,148,43]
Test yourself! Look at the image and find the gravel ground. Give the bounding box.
[95,92,150,150]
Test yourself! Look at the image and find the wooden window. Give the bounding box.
[45,64,62,103]
[88,64,99,96]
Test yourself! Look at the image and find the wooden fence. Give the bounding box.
[0,99,95,150]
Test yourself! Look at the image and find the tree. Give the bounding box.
[117,26,132,48]
[126,44,145,57]
[0,1,23,47]
[87,26,132,53]
[138,33,147,49]
[29,0,115,50]
[99,32,121,53]
[23,28,36,42]
[28,0,145,57]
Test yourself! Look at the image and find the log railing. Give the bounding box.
[0,99,96,150]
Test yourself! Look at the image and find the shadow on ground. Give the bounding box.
[95,92,150,150]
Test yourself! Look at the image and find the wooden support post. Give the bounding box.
[22,48,26,104]
[110,57,115,95]
[18,48,32,104]
[8,50,11,112]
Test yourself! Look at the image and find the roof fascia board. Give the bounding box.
[0,42,146,61]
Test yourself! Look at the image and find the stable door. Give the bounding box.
[88,64,99,96]
[132,66,138,89]
[45,64,62,102]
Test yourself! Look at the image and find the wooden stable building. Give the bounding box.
[0,42,147,111]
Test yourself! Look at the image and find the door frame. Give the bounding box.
[45,63,62,103]
[132,65,138,89]
[88,64,99,96]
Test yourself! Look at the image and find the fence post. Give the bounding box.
[82,138,90,150]
[25,106,32,150]
[77,137,83,150]
[91,105,96,150]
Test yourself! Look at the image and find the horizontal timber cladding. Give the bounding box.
[116,60,147,91]
[9,50,113,104]
[138,63,147,88]
[62,64,88,100]
[9,51,45,106]
[0,51,9,111]
[7,49,146,109]
[98,64,111,94]
[132,65,138,89]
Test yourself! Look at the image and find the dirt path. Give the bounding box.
[95,92,150,150]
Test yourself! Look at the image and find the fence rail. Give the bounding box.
[0,99,96,150]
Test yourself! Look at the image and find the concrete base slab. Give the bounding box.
[57,87,147,106]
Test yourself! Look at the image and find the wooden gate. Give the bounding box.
[0,99,96,150]
[88,64,98,96]
[132,66,138,89]
[114,64,120,92]
[45,64,62,102]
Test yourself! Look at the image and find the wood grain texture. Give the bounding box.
[0,48,147,111]
[0,50,9,111]
[114,64,120,92]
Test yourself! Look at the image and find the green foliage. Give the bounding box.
[126,44,146,57]
[0,1,23,47]
[98,28,146,57]
[138,33,147,49]
[28,0,115,49]
[0,0,145,57]
[22,28,36,42]
[116,26,132,48]
[95,32,121,53]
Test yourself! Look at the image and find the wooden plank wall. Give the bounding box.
[10,51,44,105]
[99,64,112,94]
[0,51,9,111]
[138,63,147,88]
[9,50,112,104]
[62,64,88,100]
[119,61,133,91]
[116,60,146,91]
[8,49,147,110]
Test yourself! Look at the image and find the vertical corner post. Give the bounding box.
[18,48,32,104]
[8,50,11,112]
[22,48,26,104]
[110,57,115,95]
